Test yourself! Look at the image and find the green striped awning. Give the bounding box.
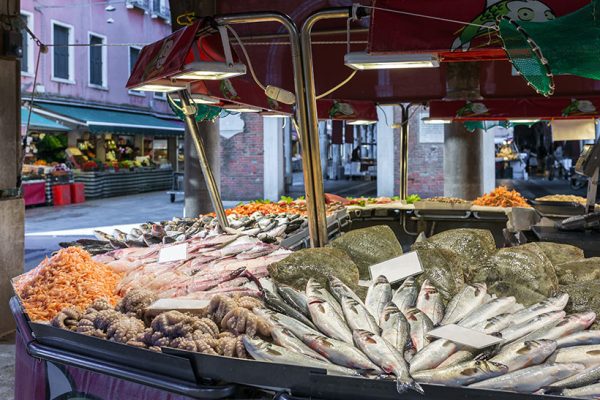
[21,107,69,132]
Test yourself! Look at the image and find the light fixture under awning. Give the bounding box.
[345,52,439,70]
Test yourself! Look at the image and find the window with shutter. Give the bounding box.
[89,34,104,86]
[129,47,143,95]
[53,24,70,80]
[20,14,29,73]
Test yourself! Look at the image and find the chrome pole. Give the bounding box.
[178,89,229,230]
[399,104,410,200]
[215,12,323,247]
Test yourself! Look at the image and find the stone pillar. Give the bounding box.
[167,137,177,169]
[377,105,395,197]
[263,117,285,201]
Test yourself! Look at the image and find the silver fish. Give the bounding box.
[303,334,382,373]
[490,339,557,372]
[441,283,487,325]
[562,382,600,398]
[470,313,514,334]
[242,336,358,376]
[352,329,423,394]
[306,278,343,317]
[548,344,600,367]
[500,311,566,343]
[520,312,596,342]
[549,365,600,390]
[412,360,508,387]
[392,277,418,314]
[366,276,392,320]
[405,308,434,352]
[436,349,477,369]
[458,297,516,328]
[416,280,445,325]
[328,275,364,306]
[341,296,380,334]
[410,339,461,373]
[557,330,600,349]
[379,304,410,352]
[308,296,353,343]
[510,293,570,325]
[470,363,585,393]
[253,307,320,339]
[270,324,329,362]
[404,348,416,362]
[276,284,310,317]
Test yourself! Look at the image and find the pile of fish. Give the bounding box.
[60,212,309,255]
[244,274,600,398]
[93,234,291,299]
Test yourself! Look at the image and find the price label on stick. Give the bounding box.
[427,324,504,349]
[158,243,187,263]
[369,251,423,284]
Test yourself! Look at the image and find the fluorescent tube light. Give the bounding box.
[345,52,440,70]
[173,62,247,81]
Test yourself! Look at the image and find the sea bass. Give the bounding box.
[270,324,329,362]
[548,364,600,390]
[470,363,585,393]
[412,360,508,387]
[263,288,315,329]
[353,329,423,394]
[342,296,380,334]
[500,311,566,343]
[520,312,596,342]
[436,349,477,369]
[306,278,343,317]
[562,382,600,398]
[253,307,320,339]
[392,277,418,314]
[416,280,444,325]
[308,297,353,343]
[410,339,461,373]
[276,283,309,317]
[303,334,382,373]
[366,276,392,321]
[556,330,600,349]
[458,297,516,328]
[490,339,557,372]
[328,275,364,306]
[379,304,410,352]
[510,293,570,325]
[548,344,600,367]
[404,308,434,351]
[441,283,487,325]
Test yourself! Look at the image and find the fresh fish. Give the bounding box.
[436,349,477,369]
[470,313,514,334]
[404,308,434,351]
[470,363,585,393]
[458,297,516,328]
[548,344,600,367]
[242,336,358,376]
[562,382,600,398]
[520,312,596,342]
[366,276,392,320]
[341,296,380,334]
[379,304,410,352]
[500,311,566,343]
[270,324,329,362]
[253,307,320,339]
[412,360,508,387]
[441,283,487,325]
[416,280,444,325]
[391,277,418,314]
[328,275,364,305]
[262,288,316,329]
[352,329,423,394]
[511,293,570,325]
[276,283,309,317]
[557,330,600,349]
[308,297,353,344]
[404,348,416,362]
[306,278,343,317]
[303,334,382,373]
[410,339,461,373]
[548,365,600,390]
[490,339,557,372]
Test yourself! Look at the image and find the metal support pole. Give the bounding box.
[178,90,229,230]
[301,8,352,246]
[215,12,323,247]
[587,167,599,214]
[398,104,411,200]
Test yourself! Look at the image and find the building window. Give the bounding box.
[20,12,34,75]
[154,92,166,100]
[128,46,144,96]
[52,21,74,82]
[88,33,107,88]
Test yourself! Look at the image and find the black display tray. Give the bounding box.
[530,200,585,218]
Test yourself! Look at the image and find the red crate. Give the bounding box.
[70,183,86,204]
[52,184,71,206]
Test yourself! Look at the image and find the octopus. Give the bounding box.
[116,289,157,320]
[207,295,271,337]
[106,316,145,344]
[50,307,81,331]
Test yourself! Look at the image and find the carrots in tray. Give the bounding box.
[473,186,531,208]
[13,247,122,321]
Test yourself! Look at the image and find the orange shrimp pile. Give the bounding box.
[473,186,531,208]
[14,247,122,321]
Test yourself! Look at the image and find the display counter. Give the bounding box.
[21,180,46,206]
[74,168,173,199]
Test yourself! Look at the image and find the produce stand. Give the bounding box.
[74,168,173,199]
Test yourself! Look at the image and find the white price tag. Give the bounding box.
[158,243,188,263]
[427,324,504,349]
[369,251,423,284]
[146,299,210,313]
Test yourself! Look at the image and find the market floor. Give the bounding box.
[0,334,15,400]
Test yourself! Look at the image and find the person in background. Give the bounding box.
[351,146,361,162]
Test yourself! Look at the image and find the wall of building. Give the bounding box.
[20,0,171,113]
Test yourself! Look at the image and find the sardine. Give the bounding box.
[458,297,516,328]
[520,312,596,342]
[410,339,461,373]
[470,363,585,393]
[441,283,487,325]
[436,349,477,369]
[308,296,353,343]
[404,308,434,351]
[276,283,309,317]
[392,277,418,314]
[412,360,508,387]
[303,334,382,372]
[548,344,600,367]
[352,329,423,394]
[510,293,570,325]
[562,382,600,398]
[416,280,444,325]
[557,330,600,349]
[366,276,392,320]
[490,339,557,372]
[341,296,380,334]
[379,304,410,352]
[500,311,566,343]
[548,365,600,390]
[263,288,316,329]
[306,278,343,317]
[253,307,320,339]
[328,275,364,306]
[242,336,358,376]
[270,324,329,362]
